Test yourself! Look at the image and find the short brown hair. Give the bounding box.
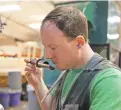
[41,6,88,42]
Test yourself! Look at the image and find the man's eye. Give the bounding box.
[51,47,56,50]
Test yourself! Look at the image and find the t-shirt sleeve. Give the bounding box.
[90,68,121,110]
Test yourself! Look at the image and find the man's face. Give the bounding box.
[41,22,80,70]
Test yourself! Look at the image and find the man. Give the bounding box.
[24,6,121,110]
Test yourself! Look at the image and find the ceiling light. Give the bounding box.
[0,4,21,12]
[108,16,120,24]
[107,34,119,40]
[25,41,37,46]
[0,0,20,1]
[29,23,41,29]
[30,15,46,21]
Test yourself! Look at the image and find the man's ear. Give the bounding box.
[75,35,85,48]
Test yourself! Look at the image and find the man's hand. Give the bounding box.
[24,58,43,88]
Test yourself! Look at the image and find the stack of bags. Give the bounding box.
[0,71,22,109]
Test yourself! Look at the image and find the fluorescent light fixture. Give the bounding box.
[0,4,21,12]
[29,23,41,29]
[108,16,120,24]
[0,0,20,1]
[107,34,119,40]
[25,41,37,46]
[0,46,19,54]
[30,15,46,21]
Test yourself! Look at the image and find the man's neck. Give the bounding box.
[75,43,95,69]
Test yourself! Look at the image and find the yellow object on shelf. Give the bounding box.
[0,76,8,87]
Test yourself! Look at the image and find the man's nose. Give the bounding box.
[45,49,53,59]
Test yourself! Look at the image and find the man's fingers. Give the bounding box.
[24,59,30,63]
[24,66,34,71]
[24,72,33,83]
[26,63,35,69]
[25,72,31,77]
[25,71,35,78]
[24,58,37,64]
[24,67,37,76]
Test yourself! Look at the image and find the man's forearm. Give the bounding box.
[34,78,53,110]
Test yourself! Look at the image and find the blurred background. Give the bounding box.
[0,0,121,110]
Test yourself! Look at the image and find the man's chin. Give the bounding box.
[56,67,65,71]
[55,64,68,71]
